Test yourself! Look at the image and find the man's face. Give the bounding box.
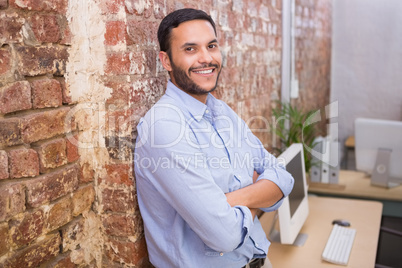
[160,20,222,98]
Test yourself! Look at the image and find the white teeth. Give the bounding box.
[195,69,213,74]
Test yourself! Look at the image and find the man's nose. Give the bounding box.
[198,48,213,63]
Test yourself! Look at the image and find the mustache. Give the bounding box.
[189,63,220,72]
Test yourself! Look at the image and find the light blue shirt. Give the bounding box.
[134,81,294,268]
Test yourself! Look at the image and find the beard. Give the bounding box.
[170,60,221,96]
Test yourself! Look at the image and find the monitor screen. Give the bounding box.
[287,151,305,218]
[355,118,402,187]
[275,143,309,245]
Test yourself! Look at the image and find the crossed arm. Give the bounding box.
[225,171,284,218]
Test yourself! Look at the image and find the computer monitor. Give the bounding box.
[268,143,309,246]
[355,118,402,188]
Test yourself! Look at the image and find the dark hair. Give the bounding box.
[157,8,217,55]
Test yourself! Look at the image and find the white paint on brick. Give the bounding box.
[125,0,151,14]
[232,0,243,12]
[64,1,115,266]
[79,211,104,266]
[129,52,146,74]
[66,0,111,103]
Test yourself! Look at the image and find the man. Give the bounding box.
[134,8,294,268]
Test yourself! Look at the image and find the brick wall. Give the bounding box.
[0,0,331,267]
[0,0,98,267]
[294,0,332,133]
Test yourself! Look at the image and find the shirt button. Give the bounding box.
[255,243,259,247]
[219,252,224,256]
[205,109,209,114]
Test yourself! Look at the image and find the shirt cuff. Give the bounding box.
[255,167,294,212]
[233,205,255,249]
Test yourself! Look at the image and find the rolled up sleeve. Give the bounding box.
[245,125,295,212]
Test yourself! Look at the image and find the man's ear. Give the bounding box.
[159,51,173,72]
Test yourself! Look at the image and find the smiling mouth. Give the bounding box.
[193,69,214,74]
[190,64,219,76]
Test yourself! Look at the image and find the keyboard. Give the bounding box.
[322,224,357,266]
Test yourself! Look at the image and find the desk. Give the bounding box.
[309,170,402,202]
[344,136,355,169]
[261,196,383,268]
[343,136,355,169]
[309,170,402,217]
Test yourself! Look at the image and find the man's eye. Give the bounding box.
[209,44,217,49]
[185,47,195,52]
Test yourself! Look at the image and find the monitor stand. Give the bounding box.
[269,229,308,247]
[371,148,402,188]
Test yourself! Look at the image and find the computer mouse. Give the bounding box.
[332,219,351,227]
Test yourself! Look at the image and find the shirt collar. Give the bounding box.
[165,80,222,122]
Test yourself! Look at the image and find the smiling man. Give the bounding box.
[134,8,294,268]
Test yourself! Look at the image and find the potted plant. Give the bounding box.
[270,102,319,173]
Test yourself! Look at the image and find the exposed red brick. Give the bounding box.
[60,23,72,45]
[126,20,158,46]
[0,0,8,9]
[10,209,44,247]
[66,135,79,163]
[31,78,63,109]
[105,52,131,75]
[9,0,68,13]
[144,50,157,75]
[72,185,95,216]
[0,118,23,147]
[0,47,11,75]
[0,81,32,114]
[79,162,94,183]
[9,148,40,179]
[106,236,148,266]
[0,150,8,180]
[0,183,25,221]
[25,164,78,208]
[105,80,132,108]
[0,12,24,44]
[105,135,134,161]
[0,222,10,255]
[48,253,77,268]
[106,109,136,135]
[101,188,137,213]
[128,77,165,107]
[16,46,68,76]
[29,13,61,43]
[22,107,74,143]
[105,21,129,46]
[47,196,72,231]
[104,163,132,186]
[55,77,73,104]
[99,0,124,14]
[105,51,148,75]
[1,233,60,267]
[103,214,143,237]
[35,138,68,173]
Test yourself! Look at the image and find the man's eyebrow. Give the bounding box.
[180,39,218,49]
[181,42,197,49]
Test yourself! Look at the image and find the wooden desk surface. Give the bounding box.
[345,136,355,148]
[308,170,402,202]
[261,196,383,268]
